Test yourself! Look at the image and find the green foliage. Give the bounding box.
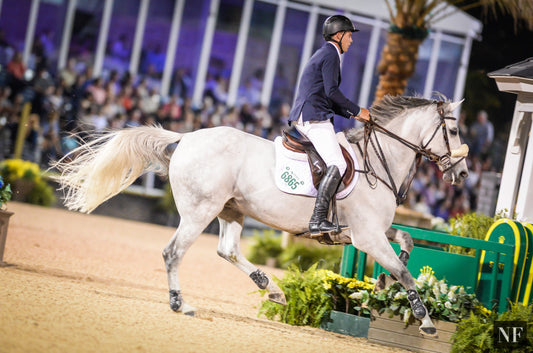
[246,230,283,267]
[277,242,342,272]
[0,159,56,207]
[451,311,494,353]
[446,211,504,256]
[0,176,12,208]
[258,263,333,327]
[158,182,177,214]
[259,264,489,330]
[27,179,56,206]
[370,267,487,324]
[451,303,533,353]
[246,231,343,271]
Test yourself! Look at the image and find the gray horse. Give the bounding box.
[54,95,469,337]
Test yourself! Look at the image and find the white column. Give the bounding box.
[129,0,149,76]
[58,0,78,70]
[297,4,318,84]
[496,108,527,217]
[23,0,40,66]
[358,18,381,107]
[226,0,254,107]
[423,30,442,99]
[93,0,114,77]
[515,110,533,221]
[161,0,185,98]
[452,33,473,115]
[192,0,220,108]
[260,0,287,107]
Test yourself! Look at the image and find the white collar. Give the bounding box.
[327,41,342,61]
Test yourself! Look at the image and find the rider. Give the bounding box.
[288,14,370,236]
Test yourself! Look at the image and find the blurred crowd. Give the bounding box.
[0,28,504,222]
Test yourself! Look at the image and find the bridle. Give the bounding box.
[355,101,468,205]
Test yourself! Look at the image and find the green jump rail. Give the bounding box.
[340,223,514,313]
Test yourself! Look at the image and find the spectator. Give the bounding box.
[470,110,494,156]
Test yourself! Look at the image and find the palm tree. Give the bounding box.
[374,0,533,103]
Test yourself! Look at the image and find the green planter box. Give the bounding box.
[320,310,370,338]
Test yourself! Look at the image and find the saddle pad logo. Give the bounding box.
[273,136,359,199]
[279,167,306,191]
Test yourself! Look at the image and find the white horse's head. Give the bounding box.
[421,99,469,185]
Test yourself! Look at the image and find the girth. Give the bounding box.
[281,126,355,189]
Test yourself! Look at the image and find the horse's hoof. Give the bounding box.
[419,326,438,338]
[182,303,197,316]
[268,292,287,305]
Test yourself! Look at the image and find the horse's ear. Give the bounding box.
[447,99,464,113]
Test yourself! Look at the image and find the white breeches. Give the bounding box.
[295,118,347,176]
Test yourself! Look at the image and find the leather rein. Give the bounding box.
[355,101,466,205]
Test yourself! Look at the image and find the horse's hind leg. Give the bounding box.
[163,216,211,316]
[217,214,286,305]
[375,227,413,291]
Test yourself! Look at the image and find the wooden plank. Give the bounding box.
[368,328,452,353]
[370,318,455,342]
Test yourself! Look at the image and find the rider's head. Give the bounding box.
[322,15,358,54]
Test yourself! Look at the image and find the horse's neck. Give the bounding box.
[372,113,425,187]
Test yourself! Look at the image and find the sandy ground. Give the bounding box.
[0,202,408,353]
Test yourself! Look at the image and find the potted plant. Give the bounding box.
[0,175,13,265]
[367,266,489,353]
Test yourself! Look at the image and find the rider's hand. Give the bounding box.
[354,108,370,122]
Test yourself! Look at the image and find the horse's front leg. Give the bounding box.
[355,233,436,337]
[375,227,413,291]
[217,216,286,305]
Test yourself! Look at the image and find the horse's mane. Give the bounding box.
[345,95,447,143]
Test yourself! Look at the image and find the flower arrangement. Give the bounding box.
[259,264,489,328]
[0,159,56,206]
[368,266,487,324]
[0,176,12,210]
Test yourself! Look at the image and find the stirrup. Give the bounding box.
[309,221,349,237]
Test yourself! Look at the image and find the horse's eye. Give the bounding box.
[449,128,458,136]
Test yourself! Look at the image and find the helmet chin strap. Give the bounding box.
[330,31,347,54]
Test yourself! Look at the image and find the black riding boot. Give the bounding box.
[309,165,345,236]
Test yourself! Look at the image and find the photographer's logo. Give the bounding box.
[493,321,527,348]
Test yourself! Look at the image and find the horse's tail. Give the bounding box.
[53,125,182,213]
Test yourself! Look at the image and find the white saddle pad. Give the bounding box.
[274,132,359,199]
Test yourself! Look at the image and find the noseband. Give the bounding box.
[356,101,467,205]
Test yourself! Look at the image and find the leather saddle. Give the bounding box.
[281,126,356,189]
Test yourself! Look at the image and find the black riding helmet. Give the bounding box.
[322,15,358,54]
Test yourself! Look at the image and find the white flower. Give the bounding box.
[349,292,363,300]
[445,301,452,309]
[450,285,458,292]
[440,282,448,294]
[428,275,436,287]
[447,290,456,302]
[432,287,440,297]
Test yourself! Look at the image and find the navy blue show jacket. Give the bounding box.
[288,42,361,123]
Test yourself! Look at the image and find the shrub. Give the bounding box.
[451,302,533,352]
[0,176,12,209]
[446,211,504,256]
[258,263,332,327]
[246,229,283,267]
[0,159,56,206]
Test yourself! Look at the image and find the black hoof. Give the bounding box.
[420,326,438,337]
[169,290,183,312]
[268,292,287,305]
[374,273,387,291]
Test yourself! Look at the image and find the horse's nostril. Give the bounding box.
[460,171,469,179]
